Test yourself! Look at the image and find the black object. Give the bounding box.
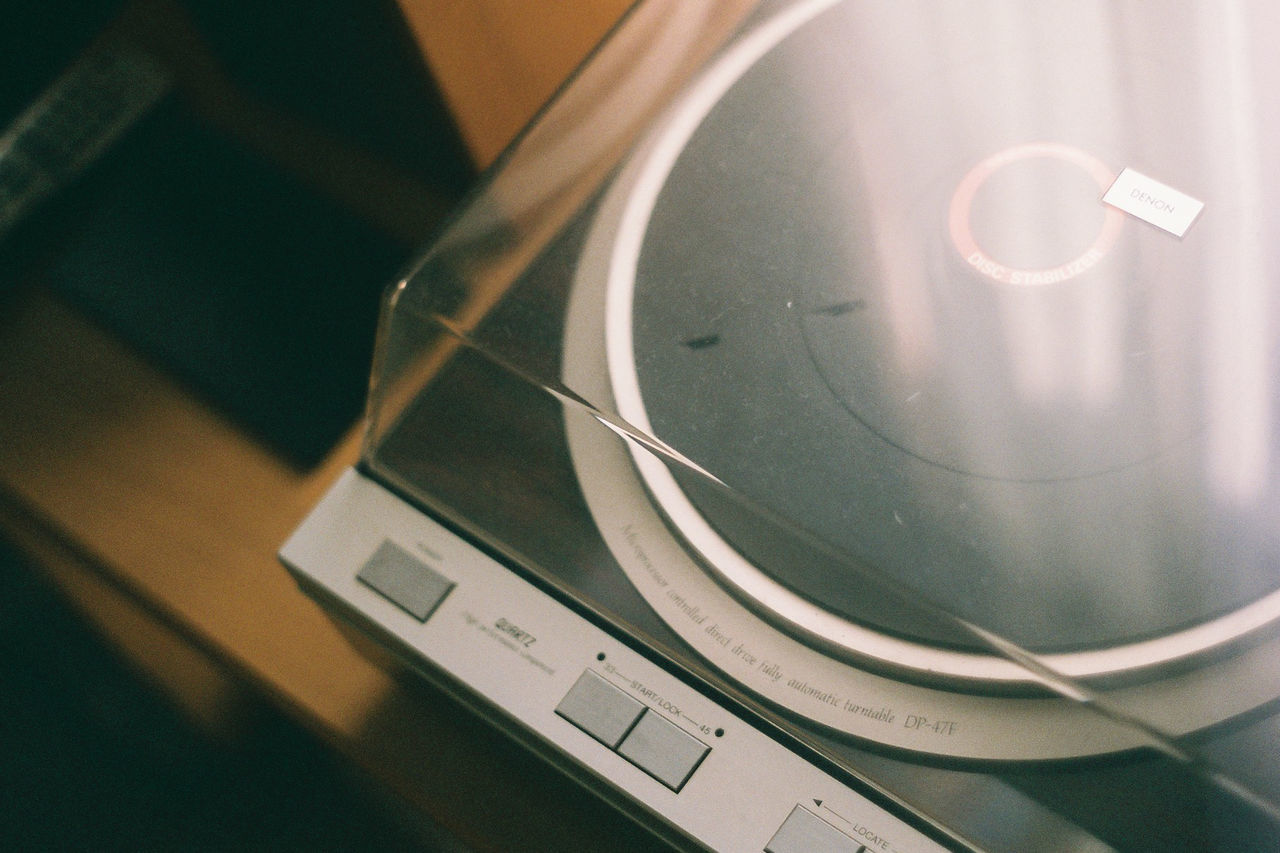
[4,0,474,467]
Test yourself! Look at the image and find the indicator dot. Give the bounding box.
[715,728,724,738]
[596,652,606,661]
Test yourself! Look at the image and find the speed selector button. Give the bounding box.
[555,670,645,749]
[616,710,709,792]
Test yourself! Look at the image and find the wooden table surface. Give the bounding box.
[0,3,673,849]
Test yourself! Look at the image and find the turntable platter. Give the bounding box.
[605,0,1280,655]
[563,0,1280,755]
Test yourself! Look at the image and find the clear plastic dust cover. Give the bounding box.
[356,1,1280,848]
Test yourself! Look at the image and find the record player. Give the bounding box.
[281,1,1280,848]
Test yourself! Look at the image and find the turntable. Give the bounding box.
[281,1,1280,848]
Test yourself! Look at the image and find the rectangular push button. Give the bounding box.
[766,805,864,853]
[616,710,709,792]
[556,671,645,749]
[356,540,454,622]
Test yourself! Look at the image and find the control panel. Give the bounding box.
[281,469,956,852]
[557,670,710,792]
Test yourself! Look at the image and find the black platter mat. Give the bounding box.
[621,0,1280,653]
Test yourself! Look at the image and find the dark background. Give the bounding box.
[0,0,474,466]
[1,1,477,848]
